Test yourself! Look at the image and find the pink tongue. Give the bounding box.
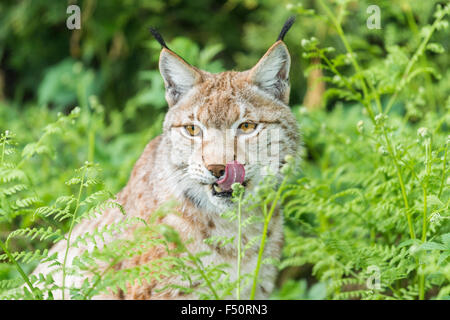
[216,161,245,191]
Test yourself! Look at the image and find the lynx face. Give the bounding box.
[158,41,299,213]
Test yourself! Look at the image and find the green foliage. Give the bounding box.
[281,104,449,300]
[0,0,449,300]
[0,120,234,300]
[0,0,247,113]
[276,1,449,300]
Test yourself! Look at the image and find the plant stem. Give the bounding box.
[82,262,116,300]
[88,130,95,164]
[384,10,447,114]
[382,130,415,239]
[1,138,5,164]
[1,134,40,298]
[16,129,50,170]
[319,51,365,106]
[418,138,432,300]
[418,273,425,300]
[0,239,40,299]
[187,250,220,300]
[236,191,243,300]
[61,165,88,299]
[318,0,415,239]
[318,0,381,119]
[421,140,431,242]
[438,143,448,198]
[250,177,287,300]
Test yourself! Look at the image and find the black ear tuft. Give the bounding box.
[149,27,169,49]
[277,16,296,41]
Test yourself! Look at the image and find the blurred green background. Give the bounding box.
[0,0,449,299]
[2,0,447,116]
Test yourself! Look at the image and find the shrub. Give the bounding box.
[0,1,449,300]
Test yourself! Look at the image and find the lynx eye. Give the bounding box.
[238,122,257,134]
[184,125,201,136]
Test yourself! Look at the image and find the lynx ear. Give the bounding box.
[150,28,201,106]
[248,41,291,104]
[159,48,202,106]
[248,16,295,104]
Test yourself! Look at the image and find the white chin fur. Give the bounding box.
[205,186,234,212]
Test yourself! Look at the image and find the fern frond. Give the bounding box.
[0,249,49,264]
[6,226,62,244]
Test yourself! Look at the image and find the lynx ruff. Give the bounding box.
[32,17,300,299]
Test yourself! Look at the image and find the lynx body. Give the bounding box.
[33,19,300,299]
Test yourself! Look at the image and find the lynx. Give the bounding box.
[32,17,300,299]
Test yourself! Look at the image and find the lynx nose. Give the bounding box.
[207,164,226,179]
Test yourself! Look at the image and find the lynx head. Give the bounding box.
[151,17,299,213]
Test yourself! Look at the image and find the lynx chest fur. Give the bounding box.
[32,18,300,299]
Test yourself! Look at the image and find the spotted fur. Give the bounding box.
[33,23,300,300]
